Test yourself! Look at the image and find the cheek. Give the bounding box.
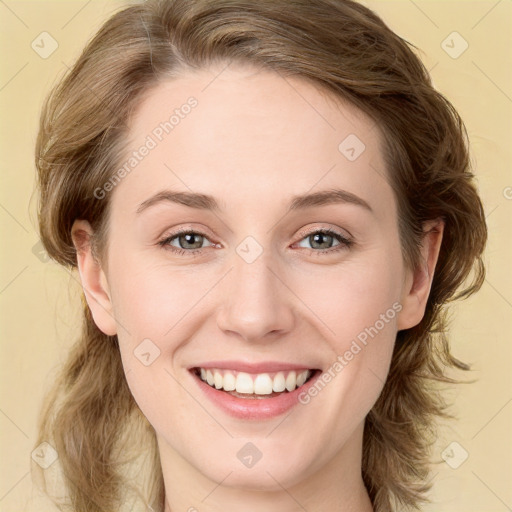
[108,259,204,341]
[292,254,402,413]
[293,251,403,343]
[107,260,220,427]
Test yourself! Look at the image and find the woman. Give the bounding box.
[33,0,487,510]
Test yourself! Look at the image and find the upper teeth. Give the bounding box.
[198,368,312,395]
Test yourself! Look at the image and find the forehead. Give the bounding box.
[112,63,393,219]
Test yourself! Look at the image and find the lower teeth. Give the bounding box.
[224,389,288,399]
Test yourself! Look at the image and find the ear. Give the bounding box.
[71,219,117,336]
[397,219,445,330]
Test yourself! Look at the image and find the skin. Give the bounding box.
[72,62,444,512]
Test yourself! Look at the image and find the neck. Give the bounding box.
[158,425,373,512]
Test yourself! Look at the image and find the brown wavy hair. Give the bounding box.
[33,0,487,510]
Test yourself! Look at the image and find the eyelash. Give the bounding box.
[157,227,353,258]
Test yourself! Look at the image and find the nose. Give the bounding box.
[216,248,295,343]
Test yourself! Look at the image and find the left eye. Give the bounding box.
[295,229,349,251]
[158,231,213,254]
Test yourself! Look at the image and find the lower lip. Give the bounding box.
[190,370,321,420]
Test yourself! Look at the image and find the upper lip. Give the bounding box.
[189,360,317,374]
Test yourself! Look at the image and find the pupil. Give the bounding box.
[183,233,201,249]
[312,233,331,249]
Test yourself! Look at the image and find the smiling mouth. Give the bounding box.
[191,367,320,399]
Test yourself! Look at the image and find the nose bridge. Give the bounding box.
[216,239,294,341]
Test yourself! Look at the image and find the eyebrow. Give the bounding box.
[136,188,373,215]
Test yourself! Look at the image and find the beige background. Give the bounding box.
[1,0,511,510]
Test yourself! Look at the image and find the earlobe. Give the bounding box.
[71,219,117,336]
[397,219,445,331]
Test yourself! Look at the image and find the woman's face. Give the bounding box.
[75,63,439,496]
